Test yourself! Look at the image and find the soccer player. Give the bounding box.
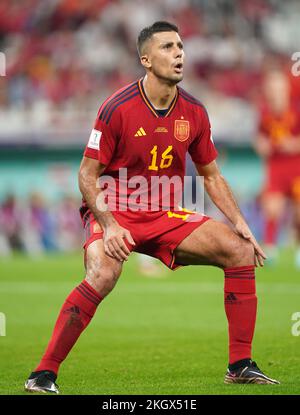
[255,70,300,266]
[25,21,279,393]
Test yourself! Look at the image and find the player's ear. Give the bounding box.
[140,54,151,69]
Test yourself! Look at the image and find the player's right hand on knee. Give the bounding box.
[103,224,135,262]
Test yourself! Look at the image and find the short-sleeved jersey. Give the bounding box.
[259,105,300,158]
[82,78,217,215]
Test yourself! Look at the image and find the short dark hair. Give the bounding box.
[137,21,179,56]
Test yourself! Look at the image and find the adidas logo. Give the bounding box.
[225,293,238,304]
[64,305,80,314]
[134,127,146,137]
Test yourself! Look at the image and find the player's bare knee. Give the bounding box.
[240,238,254,264]
[85,256,121,298]
[227,237,254,267]
[93,268,120,297]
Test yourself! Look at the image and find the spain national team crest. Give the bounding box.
[174,120,190,142]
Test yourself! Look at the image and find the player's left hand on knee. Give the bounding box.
[234,220,267,267]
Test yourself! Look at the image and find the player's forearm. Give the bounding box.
[78,168,117,230]
[204,174,245,226]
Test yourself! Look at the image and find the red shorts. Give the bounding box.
[264,156,300,201]
[83,209,210,270]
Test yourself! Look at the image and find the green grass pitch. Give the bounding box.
[0,249,299,395]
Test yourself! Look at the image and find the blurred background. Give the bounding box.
[1,0,300,259]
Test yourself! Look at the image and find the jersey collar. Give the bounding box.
[138,78,178,118]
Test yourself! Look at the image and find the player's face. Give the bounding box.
[142,31,185,84]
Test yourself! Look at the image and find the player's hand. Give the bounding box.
[103,223,135,262]
[234,220,267,267]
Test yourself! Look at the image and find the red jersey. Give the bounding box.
[81,78,217,218]
[259,105,300,159]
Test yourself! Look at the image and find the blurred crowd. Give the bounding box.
[1,0,300,257]
[0,193,83,256]
[1,0,300,142]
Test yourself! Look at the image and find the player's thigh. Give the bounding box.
[85,239,123,297]
[174,219,254,268]
[261,192,286,219]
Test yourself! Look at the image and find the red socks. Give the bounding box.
[35,269,256,373]
[35,280,102,375]
[224,266,257,365]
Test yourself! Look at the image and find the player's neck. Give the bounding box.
[142,75,177,110]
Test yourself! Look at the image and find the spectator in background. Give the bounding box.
[56,195,82,252]
[22,192,57,255]
[254,69,300,266]
[0,194,23,255]
[0,193,84,256]
[0,0,292,140]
